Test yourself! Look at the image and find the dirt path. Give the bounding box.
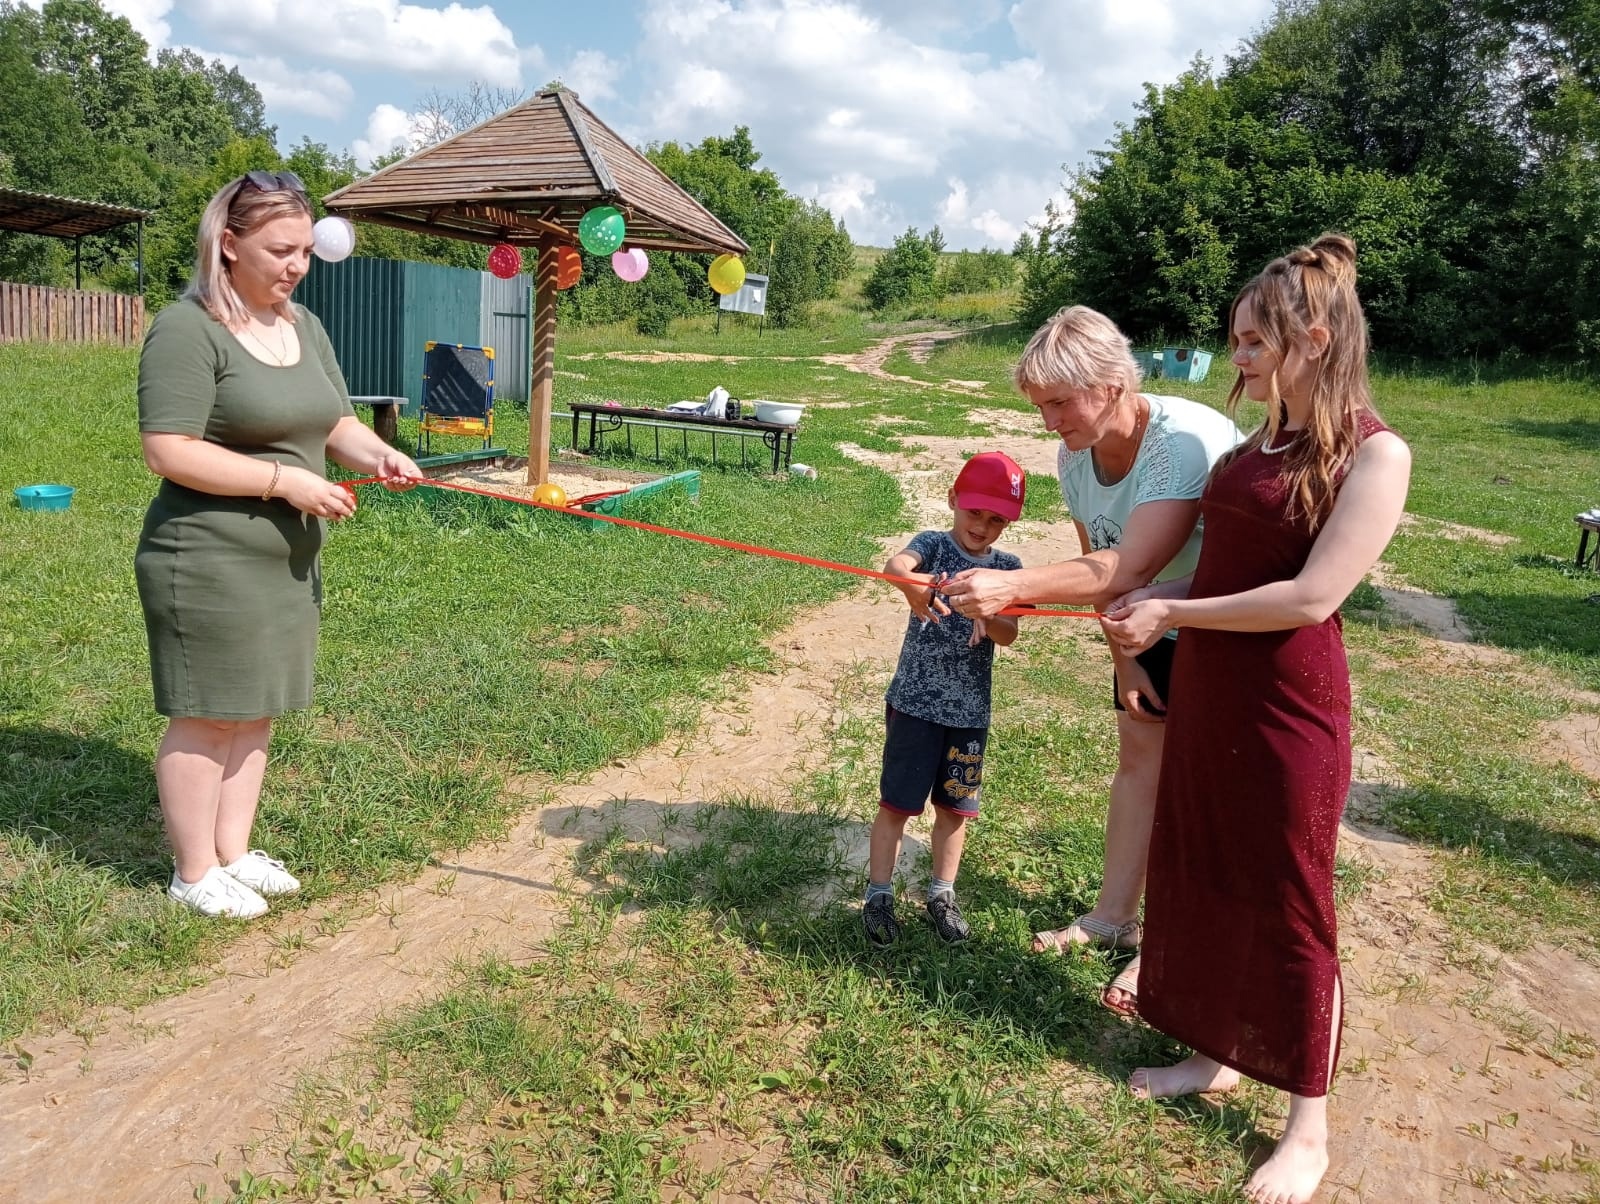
[818,327,991,392]
[569,327,994,394]
[1,416,1595,1201]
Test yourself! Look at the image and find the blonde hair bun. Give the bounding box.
[1289,233,1358,285]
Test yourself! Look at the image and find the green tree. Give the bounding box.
[1016,203,1073,330]
[767,202,854,326]
[28,0,156,146]
[1027,0,1581,354]
[0,2,100,192]
[863,227,940,309]
[646,125,794,279]
[148,49,237,171]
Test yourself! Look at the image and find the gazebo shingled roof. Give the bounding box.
[322,88,750,256]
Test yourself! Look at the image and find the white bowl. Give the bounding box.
[752,400,804,425]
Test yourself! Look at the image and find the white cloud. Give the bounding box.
[184,0,523,87]
[1009,0,1262,89]
[937,172,1070,248]
[627,0,1274,248]
[102,0,174,50]
[194,50,354,119]
[19,0,174,53]
[352,103,420,167]
[808,170,894,234]
[560,50,624,103]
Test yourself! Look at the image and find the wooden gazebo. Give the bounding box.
[322,87,749,485]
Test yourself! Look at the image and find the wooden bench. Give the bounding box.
[350,395,408,444]
[1577,511,1600,570]
[568,402,799,473]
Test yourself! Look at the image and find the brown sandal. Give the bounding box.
[1102,954,1141,1019]
[1031,915,1142,955]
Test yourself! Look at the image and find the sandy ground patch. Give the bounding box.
[966,405,1054,439]
[434,461,644,501]
[1539,710,1600,779]
[1367,563,1476,642]
[1398,513,1517,546]
[562,329,995,396]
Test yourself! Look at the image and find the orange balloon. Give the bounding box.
[556,246,582,290]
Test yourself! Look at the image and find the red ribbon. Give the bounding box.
[342,475,1102,619]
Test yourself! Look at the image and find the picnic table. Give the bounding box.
[351,395,408,444]
[569,402,800,472]
[1577,510,1600,570]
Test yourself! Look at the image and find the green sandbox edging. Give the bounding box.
[412,452,700,528]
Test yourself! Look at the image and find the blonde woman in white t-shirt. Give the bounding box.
[943,305,1241,1016]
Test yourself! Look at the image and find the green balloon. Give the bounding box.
[579,206,626,255]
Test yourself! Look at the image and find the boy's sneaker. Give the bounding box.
[169,865,269,919]
[221,850,301,896]
[926,894,971,943]
[863,893,901,946]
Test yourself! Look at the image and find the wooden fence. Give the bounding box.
[0,282,145,346]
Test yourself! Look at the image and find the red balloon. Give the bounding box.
[487,243,521,279]
[556,245,582,290]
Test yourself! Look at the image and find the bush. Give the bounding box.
[940,248,1015,294]
[863,227,940,309]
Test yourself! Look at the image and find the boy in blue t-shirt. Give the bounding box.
[865,451,1026,945]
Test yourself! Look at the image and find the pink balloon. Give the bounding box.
[611,246,649,282]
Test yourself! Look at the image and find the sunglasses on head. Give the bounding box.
[244,170,306,194]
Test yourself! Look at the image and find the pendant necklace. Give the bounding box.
[1093,395,1149,486]
[245,319,290,366]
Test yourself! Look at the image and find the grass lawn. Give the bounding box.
[3,300,1598,1201]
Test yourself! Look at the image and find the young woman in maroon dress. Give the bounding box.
[1100,234,1412,1204]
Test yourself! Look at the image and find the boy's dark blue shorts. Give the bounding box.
[879,704,988,819]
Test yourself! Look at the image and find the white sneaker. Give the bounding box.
[169,866,269,918]
[221,849,301,896]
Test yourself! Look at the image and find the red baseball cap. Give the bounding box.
[953,451,1026,521]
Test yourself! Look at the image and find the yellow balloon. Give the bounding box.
[532,482,568,507]
[708,253,746,295]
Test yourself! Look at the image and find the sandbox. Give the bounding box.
[413,450,700,518]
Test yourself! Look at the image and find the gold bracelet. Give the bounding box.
[262,460,282,502]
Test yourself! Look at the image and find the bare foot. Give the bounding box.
[1129,1054,1241,1100]
[1244,1131,1329,1204]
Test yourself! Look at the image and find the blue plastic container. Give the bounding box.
[1132,350,1162,379]
[1162,347,1213,383]
[14,484,75,512]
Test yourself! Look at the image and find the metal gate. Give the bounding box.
[479,272,532,402]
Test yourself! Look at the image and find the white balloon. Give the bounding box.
[312,216,356,263]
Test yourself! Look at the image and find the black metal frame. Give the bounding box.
[569,402,797,472]
[1577,516,1600,570]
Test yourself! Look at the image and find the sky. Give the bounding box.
[73,0,1276,250]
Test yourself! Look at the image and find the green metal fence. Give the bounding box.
[295,257,487,412]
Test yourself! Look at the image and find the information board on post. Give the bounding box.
[717,272,769,316]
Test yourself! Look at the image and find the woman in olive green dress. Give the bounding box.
[136,171,422,918]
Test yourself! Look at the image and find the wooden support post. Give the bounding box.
[527,237,558,486]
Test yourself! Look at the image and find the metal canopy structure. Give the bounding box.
[322,89,750,256]
[0,187,154,290]
[322,87,750,485]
